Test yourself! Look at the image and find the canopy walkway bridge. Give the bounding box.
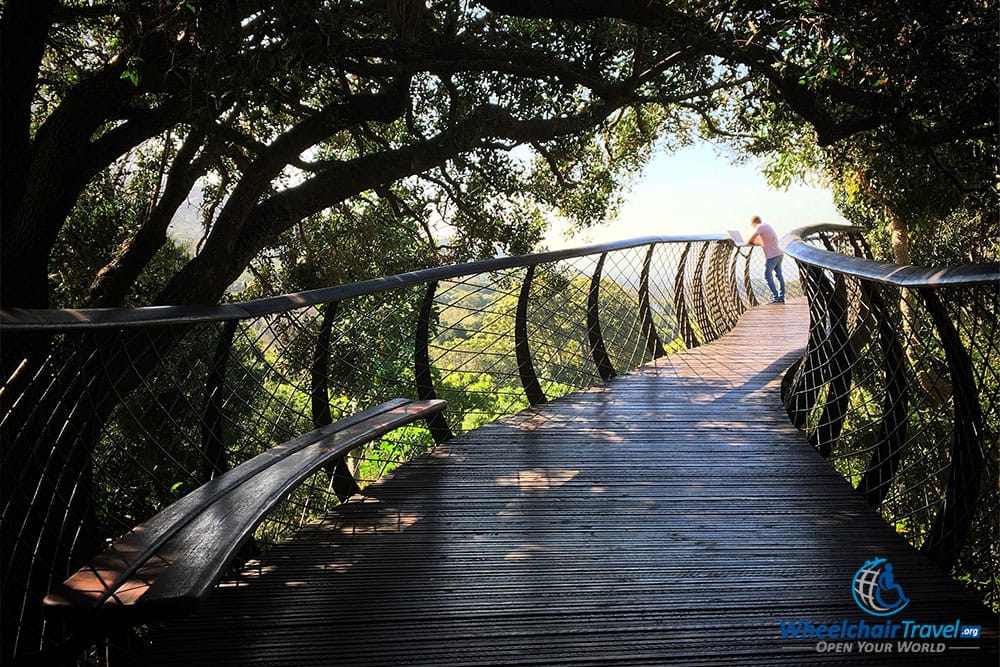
[2,225,997,665]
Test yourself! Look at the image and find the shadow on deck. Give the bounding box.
[133,300,998,666]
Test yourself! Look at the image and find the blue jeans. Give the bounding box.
[764,255,785,300]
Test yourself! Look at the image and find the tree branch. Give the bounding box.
[532,141,575,189]
[340,40,628,99]
[86,128,213,307]
[156,99,627,304]
[201,77,413,260]
[1,0,59,293]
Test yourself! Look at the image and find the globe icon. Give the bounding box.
[852,557,910,616]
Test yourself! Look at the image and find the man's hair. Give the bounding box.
[751,215,762,225]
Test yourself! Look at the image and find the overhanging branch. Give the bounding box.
[156,99,628,305]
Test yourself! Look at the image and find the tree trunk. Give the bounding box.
[886,205,952,404]
[885,204,911,265]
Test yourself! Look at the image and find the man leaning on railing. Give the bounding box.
[744,215,786,304]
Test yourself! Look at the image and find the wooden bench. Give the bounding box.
[43,398,446,626]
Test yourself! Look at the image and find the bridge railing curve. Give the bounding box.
[1,235,774,662]
[782,223,999,611]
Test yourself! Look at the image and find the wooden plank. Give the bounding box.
[99,399,445,620]
[133,300,998,666]
[43,399,441,618]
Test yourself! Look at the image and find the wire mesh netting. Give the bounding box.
[5,226,995,664]
[784,227,999,611]
[1,237,761,663]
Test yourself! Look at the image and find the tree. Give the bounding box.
[3,2,695,313]
[3,1,997,659]
[9,2,993,320]
[717,0,998,263]
[0,2,746,656]
[483,0,998,262]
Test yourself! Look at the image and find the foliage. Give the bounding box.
[5,0,716,315]
[11,1,994,319]
[50,165,194,308]
[7,5,998,658]
[696,0,999,262]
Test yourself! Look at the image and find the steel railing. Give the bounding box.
[1,235,780,663]
[782,223,998,611]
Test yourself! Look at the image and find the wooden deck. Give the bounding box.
[133,300,998,666]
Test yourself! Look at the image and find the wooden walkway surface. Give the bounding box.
[134,300,998,666]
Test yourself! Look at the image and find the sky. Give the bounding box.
[544,140,848,250]
[168,138,849,254]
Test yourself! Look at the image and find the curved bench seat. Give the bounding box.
[43,398,446,624]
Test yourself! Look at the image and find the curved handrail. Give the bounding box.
[0,234,731,330]
[3,232,762,661]
[780,222,998,611]
[784,223,999,287]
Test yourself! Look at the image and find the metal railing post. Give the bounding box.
[639,244,666,359]
[515,264,547,405]
[673,243,699,349]
[309,302,362,499]
[742,248,759,308]
[785,264,826,431]
[310,302,337,429]
[587,253,617,381]
[415,281,454,443]
[918,287,986,569]
[201,320,237,481]
[857,281,909,508]
[691,243,717,343]
[807,271,853,458]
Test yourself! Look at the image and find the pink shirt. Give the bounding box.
[746,223,782,259]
